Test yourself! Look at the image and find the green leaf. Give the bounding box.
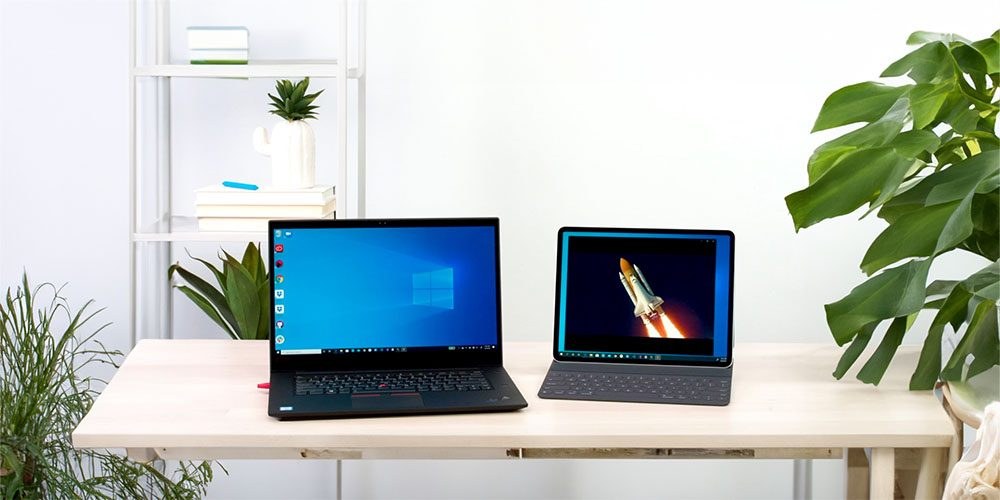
[256,279,270,340]
[947,106,981,135]
[964,260,1000,302]
[806,98,910,182]
[787,147,913,231]
[824,259,931,345]
[241,243,261,281]
[889,130,941,158]
[223,258,260,339]
[909,284,974,389]
[926,280,959,299]
[906,31,972,45]
[174,286,238,340]
[861,195,973,275]
[167,263,238,332]
[881,42,955,83]
[907,82,953,129]
[971,36,999,74]
[941,301,999,380]
[812,82,912,132]
[961,191,1000,261]
[856,314,914,385]
[879,150,999,223]
[832,322,877,379]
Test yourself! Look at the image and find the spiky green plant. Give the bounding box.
[168,243,270,340]
[0,273,215,499]
[267,77,323,121]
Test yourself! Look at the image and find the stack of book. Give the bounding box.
[195,184,335,232]
[187,26,249,64]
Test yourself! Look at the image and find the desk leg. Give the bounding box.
[792,459,813,500]
[336,459,343,500]
[914,448,944,499]
[870,448,895,500]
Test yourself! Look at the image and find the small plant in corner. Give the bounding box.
[785,30,999,390]
[253,77,324,189]
[168,242,271,340]
[0,273,215,498]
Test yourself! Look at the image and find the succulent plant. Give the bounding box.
[267,77,323,121]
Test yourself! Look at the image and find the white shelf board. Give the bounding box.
[132,61,361,79]
[133,216,267,243]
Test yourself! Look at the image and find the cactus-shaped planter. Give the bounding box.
[253,120,315,188]
[253,78,323,189]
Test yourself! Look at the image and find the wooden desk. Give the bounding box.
[73,341,955,499]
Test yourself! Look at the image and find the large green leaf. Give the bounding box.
[223,257,261,340]
[860,195,973,275]
[812,82,912,132]
[907,82,953,129]
[960,190,1000,261]
[856,314,914,385]
[971,33,999,74]
[807,98,911,182]
[941,301,999,380]
[906,31,972,45]
[881,42,955,83]
[787,147,913,231]
[879,150,999,223]
[909,284,976,389]
[964,260,1000,302]
[889,130,941,159]
[824,259,931,345]
[832,322,877,379]
[174,286,237,340]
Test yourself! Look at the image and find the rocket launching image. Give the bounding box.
[618,258,685,339]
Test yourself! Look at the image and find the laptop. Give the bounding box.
[267,217,528,420]
[539,227,735,406]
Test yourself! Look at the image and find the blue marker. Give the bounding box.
[222,181,259,190]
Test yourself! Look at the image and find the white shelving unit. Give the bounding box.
[128,0,366,346]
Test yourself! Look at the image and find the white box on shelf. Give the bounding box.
[197,213,335,232]
[195,200,336,218]
[194,184,335,206]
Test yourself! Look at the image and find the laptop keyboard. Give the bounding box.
[539,371,730,405]
[295,370,493,396]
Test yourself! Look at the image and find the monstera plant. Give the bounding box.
[785,30,999,390]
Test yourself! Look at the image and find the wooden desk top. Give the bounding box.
[72,341,954,455]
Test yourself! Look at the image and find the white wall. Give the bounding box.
[1,0,993,498]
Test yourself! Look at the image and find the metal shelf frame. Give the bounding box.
[128,0,366,346]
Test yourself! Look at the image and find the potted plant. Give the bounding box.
[0,273,215,498]
[785,30,998,390]
[168,242,271,340]
[252,77,324,189]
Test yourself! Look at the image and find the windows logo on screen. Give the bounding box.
[412,268,454,309]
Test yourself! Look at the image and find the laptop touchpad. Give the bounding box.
[351,393,423,410]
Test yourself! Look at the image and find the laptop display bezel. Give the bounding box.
[268,217,504,372]
[551,226,735,368]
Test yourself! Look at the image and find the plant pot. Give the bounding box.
[252,120,316,188]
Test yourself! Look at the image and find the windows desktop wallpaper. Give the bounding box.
[272,226,498,352]
[560,233,731,358]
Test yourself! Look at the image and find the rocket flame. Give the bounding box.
[654,313,685,339]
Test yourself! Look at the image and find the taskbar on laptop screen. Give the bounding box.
[277,344,497,356]
[558,350,727,363]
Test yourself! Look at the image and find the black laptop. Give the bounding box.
[539,227,735,406]
[267,218,527,419]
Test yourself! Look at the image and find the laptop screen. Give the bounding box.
[270,221,500,357]
[553,228,734,367]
